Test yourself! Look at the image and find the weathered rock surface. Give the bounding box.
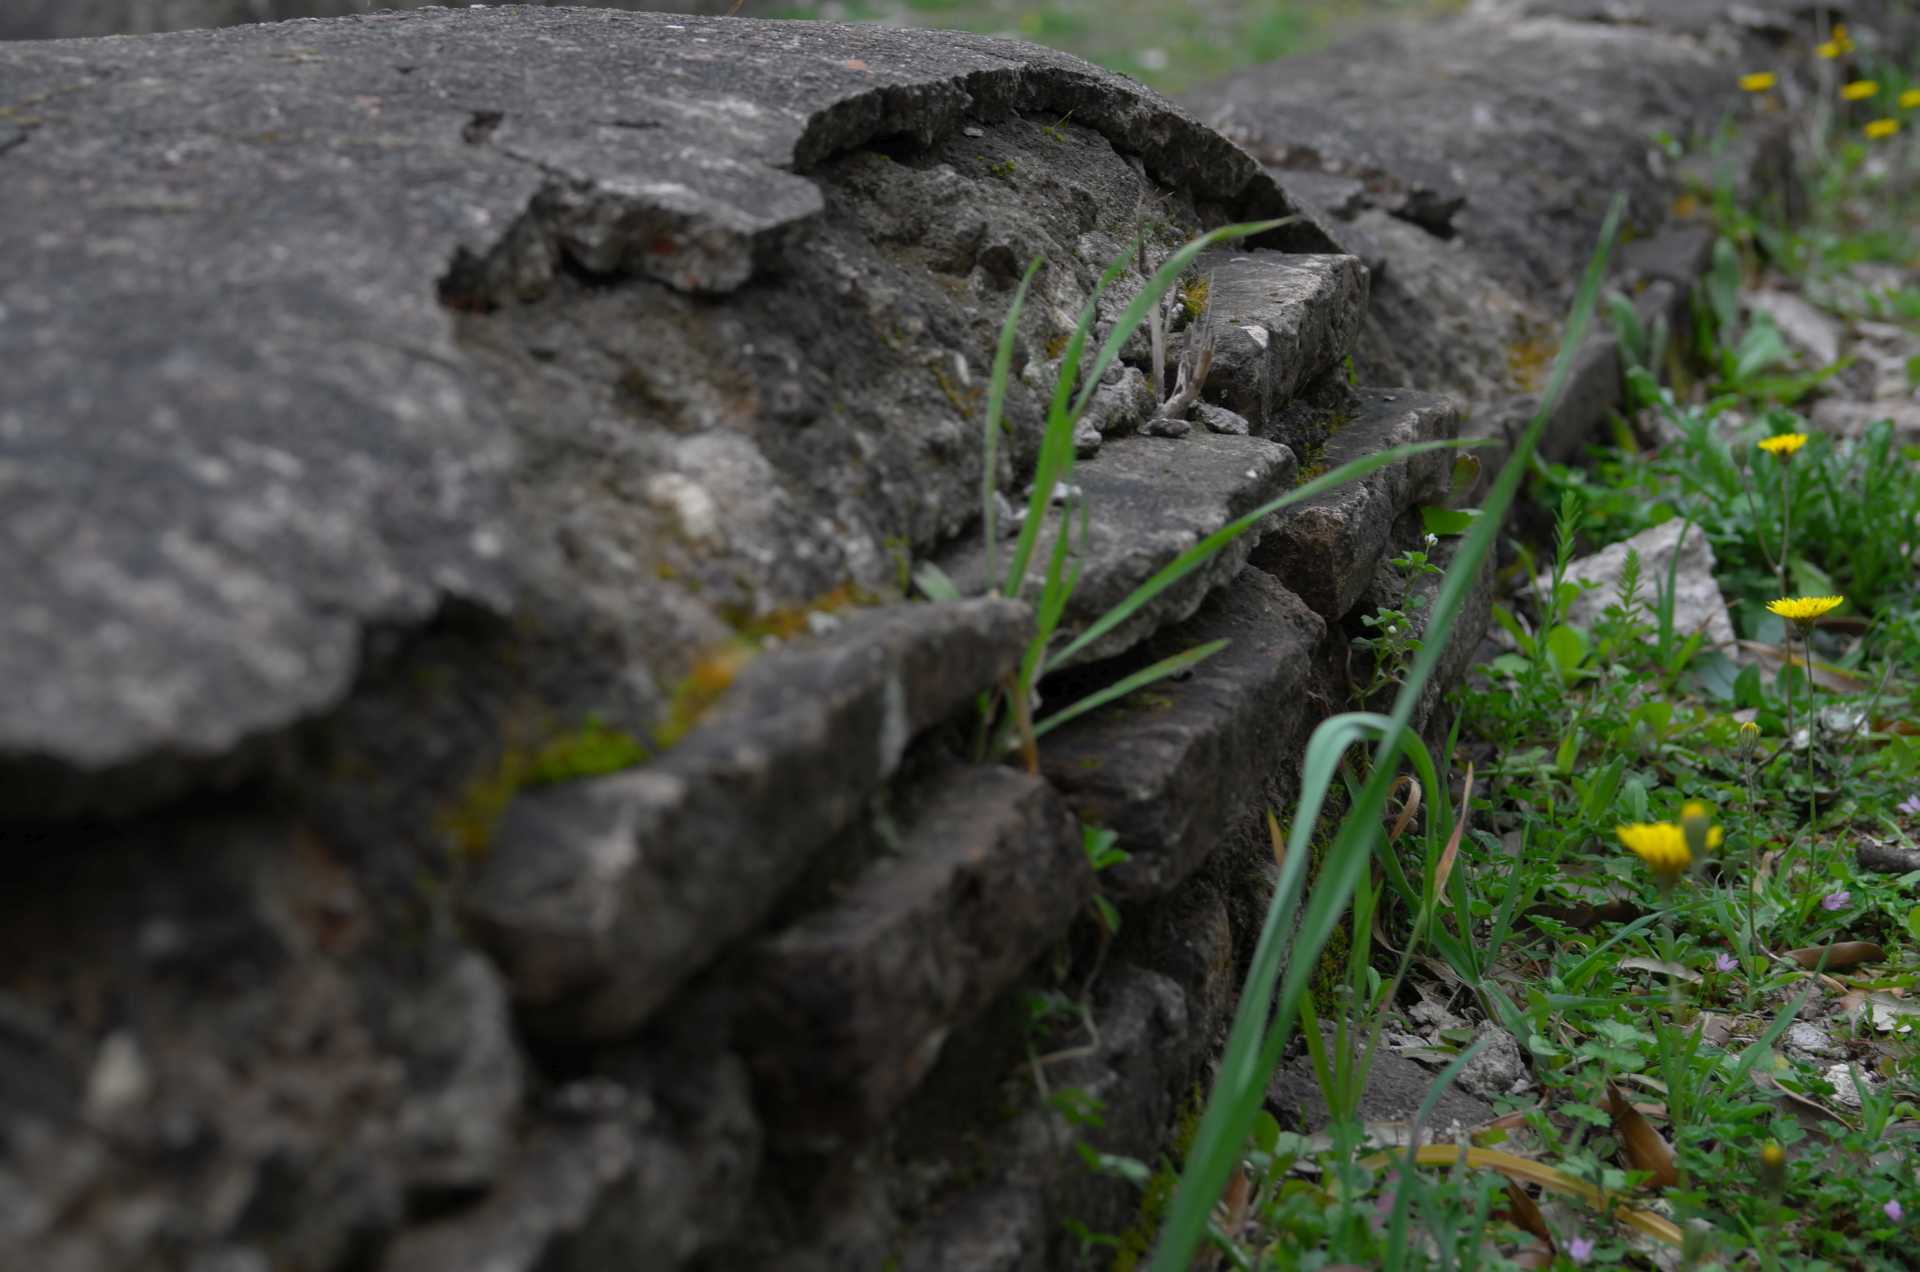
[1538,518,1737,651]
[0,0,1870,1268]
[1193,249,1369,426]
[463,597,1030,1039]
[0,4,1332,816]
[1185,7,1802,439]
[1253,389,1459,621]
[1041,566,1327,899]
[938,430,1300,666]
[742,764,1086,1143]
[0,0,730,40]
[1269,1036,1497,1140]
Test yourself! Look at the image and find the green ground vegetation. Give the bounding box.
[1058,34,1920,1272]
[758,0,1460,94]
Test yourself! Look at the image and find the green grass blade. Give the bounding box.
[1002,248,1134,599]
[1386,1034,1493,1261]
[1031,639,1228,740]
[983,256,1045,587]
[1147,194,1624,1271]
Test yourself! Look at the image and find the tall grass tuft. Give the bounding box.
[943,219,1478,760]
[1146,195,1627,1270]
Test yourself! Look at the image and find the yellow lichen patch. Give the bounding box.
[728,580,876,643]
[442,719,650,860]
[1505,334,1557,392]
[654,643,756,750]
[930,358,983,418]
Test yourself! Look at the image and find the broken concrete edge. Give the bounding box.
[0,4,1858,1268]
[790,49,1344,253]
[447,11,1342,309]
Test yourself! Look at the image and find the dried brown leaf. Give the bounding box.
[1607,1081,1679,1189]
[1387,773,1423,842]
[1783,941,1885,971]
[1499,1177,1554,1248]
[1434,763,1475,905]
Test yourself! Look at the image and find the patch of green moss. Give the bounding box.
[442,719,650,861]
[1179,274,1211,322]
[1304,824,1352,1014]
[1108,1084,1208,1271]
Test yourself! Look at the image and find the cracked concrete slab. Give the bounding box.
[0,7,1331,813]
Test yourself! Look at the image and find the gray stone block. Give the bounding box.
[1192,250,1369,426]
[462,598,1029,1040]
[940,431,1298,668]
[741,765,1087,1143]
[1252,389,1458,621]
[1041,566,1326,900]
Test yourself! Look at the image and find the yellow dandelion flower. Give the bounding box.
[1816,40,1843,59]
[1618,822,1692,882]
[1842,80,1879,101]
[1767,595,1845,623]
[1739,72,1778,93]
[1866,118,1901,140]
[1902,89,1920,111]
[1757,432,1808,458]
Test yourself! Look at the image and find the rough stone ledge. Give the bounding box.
[0,4,1334,813]
[740,764,1087,1145]
[1041,566,1327,901]
[461,597,1029,1040]
[1193,249,1370,426]
[380,1050,761,1272]
[1252,388,1459,622]
[938,431,1298,668]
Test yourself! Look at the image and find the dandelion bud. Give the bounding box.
[1739,719,1762,759]
[1759,1140,1788,1193]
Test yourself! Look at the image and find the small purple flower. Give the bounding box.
[1567,1235,1595,1263]
[1717,952,1739,973]
[1823,889,1852,911]
[1888,1199,1905,1223]
[1900,794,1920,817]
